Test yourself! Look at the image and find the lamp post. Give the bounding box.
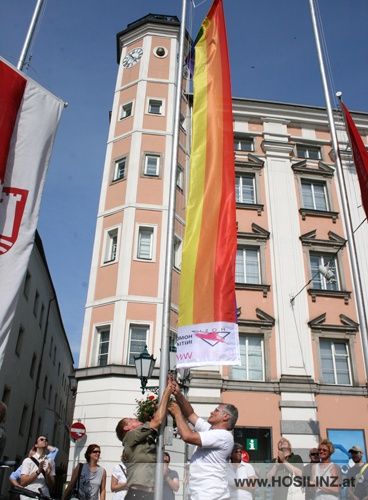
[134,346,156,394]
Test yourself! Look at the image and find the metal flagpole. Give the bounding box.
[309,0,368,375]
[17,0,46,71]
[154,0,188,499]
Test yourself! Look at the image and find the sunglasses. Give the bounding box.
[39,438,48,442]
[310,453,319,457]
[318,448,329,452]
[92,450,101,454]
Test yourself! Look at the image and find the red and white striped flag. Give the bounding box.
[0,58,64,363]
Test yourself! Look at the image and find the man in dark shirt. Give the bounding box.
[115,382,173,500]
[347,445,366,500]
[163,452,179,500]
[303,447,320,500]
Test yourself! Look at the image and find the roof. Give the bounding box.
[116,14,180,63]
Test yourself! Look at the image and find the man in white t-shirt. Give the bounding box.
[228,444,257,500]
[169,381,238,500]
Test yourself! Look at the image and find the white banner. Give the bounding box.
[0,58,64,364]
[176,322,240,368]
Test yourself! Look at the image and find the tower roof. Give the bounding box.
[116,14,180,63]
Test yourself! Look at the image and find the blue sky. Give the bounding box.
[1,0,367,361]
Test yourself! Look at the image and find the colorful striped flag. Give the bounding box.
[176,0,239,368]
[0,58,63,364]
[340,102,368,219]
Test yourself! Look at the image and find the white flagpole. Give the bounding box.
[154,0,188,499]
[17,0,46,71]
[309,0,368,375]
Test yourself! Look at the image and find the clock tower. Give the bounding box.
[69,14,189,485]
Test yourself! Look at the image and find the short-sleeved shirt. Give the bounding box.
[111,463,127,500]
[122,422,157,489]
[189,417,234,500]
[20,453,55,500]
[163,468,179,500]
[354,463,368,500]
[228,462,256,500]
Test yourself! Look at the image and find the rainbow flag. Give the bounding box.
[176,0,239,368]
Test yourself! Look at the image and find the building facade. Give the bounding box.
[70,12,368,496]
[0,232,75,493]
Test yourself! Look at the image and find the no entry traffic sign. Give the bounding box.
[70,421,86,441]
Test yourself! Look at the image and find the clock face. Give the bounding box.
[122,47,143,68]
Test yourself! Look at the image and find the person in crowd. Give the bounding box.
[115,380,174,500]
[10,444,58,488]
[163,452,179,500]
[63,444,106,500]
[303,447,320,500]
[228,443,257,500]
[313,439,340,500]
[110,454,127,500]
[19,435,55,500]
[0,401,7,460]
[169,379,238,500]
[346,445,366,500]
[267,438,303,500]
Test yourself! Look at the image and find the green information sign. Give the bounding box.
[246,438,258,451]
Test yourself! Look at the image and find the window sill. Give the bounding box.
[235,283,270,297]
[236,202,264,215]
[308,288,351,304]
[299,207,339,222]
[111,177,125,184]
[101,260,118,267]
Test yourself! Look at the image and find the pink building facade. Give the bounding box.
[69,13,368,490]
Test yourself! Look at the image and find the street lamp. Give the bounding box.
[134,345,156,394]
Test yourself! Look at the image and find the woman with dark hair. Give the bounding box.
[20,435,55,500]
[313,439,340,500]
[63,444,106,500]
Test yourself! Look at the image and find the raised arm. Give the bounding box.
[149,383,173,430]
[172,380,198,426]
[169,402,201,446]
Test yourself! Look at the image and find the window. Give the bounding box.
[231,335,264,381]
[128,324,149,365]
[23,271,31,299]
[97,326,110,366]
[234,135,254,152]
[320,339,352,385]
[39,303,45,328]
[19,405,28,436]
[113,157,126,181]
[104,228,118,263]
[144,154,160,177]
[33,290,39,317]
[2,386,10,406]
[301,180,329,210]
[236,247,260,284]
[43,376,48,399]
[173,236,182,270]
[176,165,184,190]
[148,99,163,115]
[120,102,133,119]
[137,227,154,260]
[30,353,37,378]
[15,325,24,356]
[296,144,321,160]
[236,174,256,204]
[310,253,339,291]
